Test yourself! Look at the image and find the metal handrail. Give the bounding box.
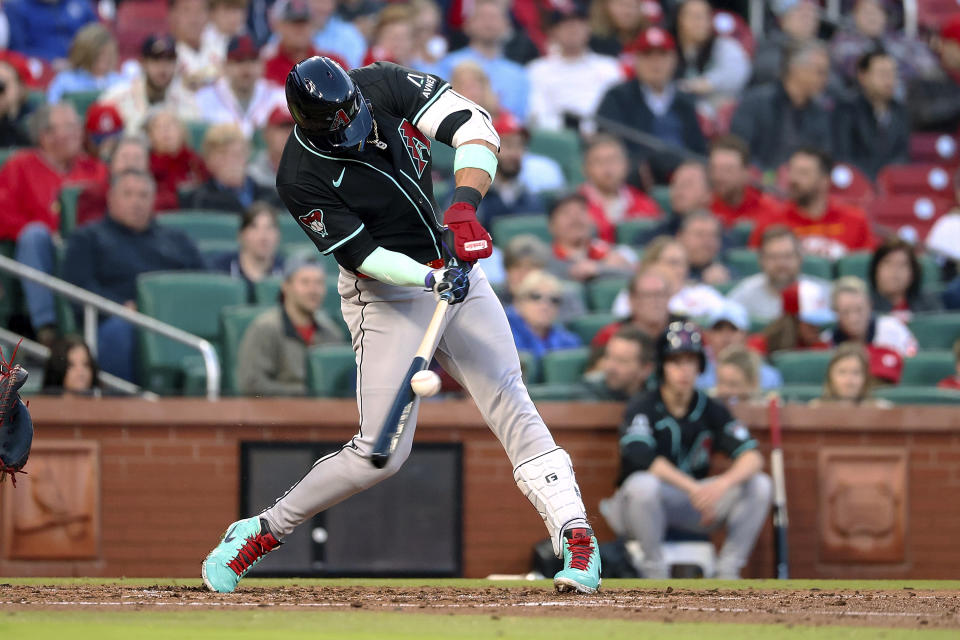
[0,254,220,399]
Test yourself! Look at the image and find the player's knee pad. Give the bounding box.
[513,447,586,557]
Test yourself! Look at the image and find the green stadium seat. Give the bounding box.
[727,221,755,248]
[277,213,306,244]
[61,90,102,120]
[749,317,770,334]
[615,218,662,245]
[779,384,824,404]
[836,251,870,280]
[801,255,833,280]
[541,347,590,384]
[58,185,85,237]
[518,350,540,385]
[587,276,628,312]
[137,272,247,394]
[526,382,594,402]
[771,349,833,385]
[727,249,761,277]
[528,128,582,185]
[197,239,238,263]
[908,313,960,349]
[714,279,739,295]
[430,140,455,173]
[874,386,960,405]
[901,351,955,386]
[491,214,551,246]
[651,185,671,215]
[185,120,210,152]
[253,277,282,305]
[306,344,357,397]
[156,211,239,242]
[566,313,616,344]
[919,255,939,290]
[562,280,587,310]
[219,304,271,395]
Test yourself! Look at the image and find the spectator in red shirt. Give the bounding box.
[545,191,634,283]
[749,146,875,258]
[362,3,417,67]
[578,133,660,244]
[591,267,680,349]
[262,0,346,86]
[708,134,780,228]
[76,135,152,227]
[146,108,207,211]
[5,103,108,341]
[938,339,960,391]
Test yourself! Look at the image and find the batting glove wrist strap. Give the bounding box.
[426,266,471,304]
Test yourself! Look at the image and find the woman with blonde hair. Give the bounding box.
[47,24,125,104]
[506,269,582,359]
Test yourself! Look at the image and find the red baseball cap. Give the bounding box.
[627,27,676,54]
[227,35,261,62]
[493,111,527,138]
[267,104,295,127]
[867,345,903,384]
[941,14,960,46]
[85,102,124,140]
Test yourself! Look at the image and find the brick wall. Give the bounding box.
[1,399,958,578]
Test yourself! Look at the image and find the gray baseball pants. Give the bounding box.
[261,266,566,537]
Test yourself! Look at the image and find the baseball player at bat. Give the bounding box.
[600,322,772,579]
[202,57,601,594]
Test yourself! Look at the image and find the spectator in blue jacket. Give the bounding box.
[506,269,582,360]
[46,23,127,104]
[63,169,204,381]
[4,0,98,62]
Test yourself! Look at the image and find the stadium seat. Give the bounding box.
[651,185,671,214]
[491,214,551,246]
[136,272,246,394]
[156,211,240,242]
[874,386,960,406]
[779,384,824,404]
[277,213,306,245]
[801,255,833,280]
[908,313,960,350]
[771,350,833,386]
[909,132,960,165]
[615,218,662,245]
[829,163,875,206]
[253,277,282,305]
[541,347,590,384]
[58,185,85,237]
[430,139,455,173]
[876,164,953,198]
[528,128,583,185]
[867,195,953,244]
[219,304,271,395]
[727,220,754,248]
[901,351,955,386]
[835,251,871,280]
[306,344,357,397]
[727,249,760,277]
[518,349,541,384]
[587,276,628,312]
[185,120,210,152]
[566,313,616,344]
[526,382,594,402]
[197,239,238,263]
[61,90,102,120]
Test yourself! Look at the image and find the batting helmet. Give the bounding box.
[285,56,373,151]
[656,321,706,376]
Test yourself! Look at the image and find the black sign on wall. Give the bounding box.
[240,442,463,577]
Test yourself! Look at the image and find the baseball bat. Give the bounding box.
[768,395,790,579]
[369,298,449,469]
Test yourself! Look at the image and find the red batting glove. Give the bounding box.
[443,202,493,263]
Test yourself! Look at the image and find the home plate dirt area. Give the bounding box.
[3,583,959,630]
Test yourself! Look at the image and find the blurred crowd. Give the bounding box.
[0,0,959,408]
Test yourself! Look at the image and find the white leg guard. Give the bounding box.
[513,447,588,557]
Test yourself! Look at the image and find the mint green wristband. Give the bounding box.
[453,143,498,183]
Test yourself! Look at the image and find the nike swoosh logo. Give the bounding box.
[332,168,345,188]
[223,524,239,543]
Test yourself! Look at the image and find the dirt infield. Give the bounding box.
[2,583,959,630]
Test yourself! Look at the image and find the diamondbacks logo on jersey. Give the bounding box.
[298,209,329,237]
[331,109,351,131]
[398,119,431,178]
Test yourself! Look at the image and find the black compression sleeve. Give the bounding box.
[452,186,482,209]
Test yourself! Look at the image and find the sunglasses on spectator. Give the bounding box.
[525,293,563,305]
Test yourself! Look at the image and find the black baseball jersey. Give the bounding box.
[276,62,459,271]
[617,389,757,484]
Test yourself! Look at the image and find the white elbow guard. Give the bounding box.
[514,447,587,557]
[415,88,500,149]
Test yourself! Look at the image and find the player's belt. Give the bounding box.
[355,258,445,279]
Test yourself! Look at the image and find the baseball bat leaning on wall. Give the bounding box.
[768,395,790,579]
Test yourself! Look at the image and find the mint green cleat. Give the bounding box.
[202,516,281,593]
[553,527,602,594]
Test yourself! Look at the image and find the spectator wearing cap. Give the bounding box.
[696,301,783,392]
[833,49,909,179]
[170,0,223,89]
[262,0,347,86]
[751,0,821,87]
[546,192,634,283]
[588,0,659,57]
[83,103,125,162]
[762,278,834,355]
[596,26,706,183]
[937,339,960,391]
[673,0,751,110]
[76,135,153,227]
[526,5,623,133]
[195,35,286,138]
[731,40,833,171]
[505,269,582,360]
[1,104,108,340]
[237,255,345,396]
[830,0,939,91]
[868,238,942,321]
[908,14,960,133]
[0,58,37,147]
[362,3,417,68]
[201,0,250,63]
[438,0,530,120]
[63,169,204,380]
[146,108,207,211]
[729,225,830,323]
[578,134,660,244]
[708,135,781,228]
[100,35,201,134]
[4,0,98,62]
[45,24,125,105]
[211,201,285,301]
[749,147,874,258]
[249,104,293,191]
[181,123,279,212]
[309,0,367,69]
